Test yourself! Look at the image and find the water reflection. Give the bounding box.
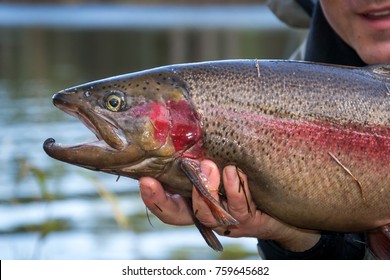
[0,4,305,259]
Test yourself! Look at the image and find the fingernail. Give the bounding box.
[201,163,212,178]
[224,166,237,182]
[140,185,152,198]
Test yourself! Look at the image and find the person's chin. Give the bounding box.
[356,41,390,64]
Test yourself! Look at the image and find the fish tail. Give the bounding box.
[367,224,390,259]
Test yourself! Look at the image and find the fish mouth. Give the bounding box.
[53,91,126,149]
[43,91,134,169]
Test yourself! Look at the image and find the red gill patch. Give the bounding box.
[130,99,203,158]
[166,99,202,156]
[128,102,170,147]
[167,99,202,156]
[149,102,170,146]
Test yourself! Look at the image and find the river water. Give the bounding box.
[0,4,305,259]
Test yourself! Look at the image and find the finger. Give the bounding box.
[139,177,193,225]
[191,160,221,228]
[222,166,257,221]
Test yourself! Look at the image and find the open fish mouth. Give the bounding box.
[43,90,136,171]
[44,91,127,152]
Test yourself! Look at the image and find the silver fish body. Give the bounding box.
[44,60,390,234]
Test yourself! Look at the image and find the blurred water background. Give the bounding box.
[0,0,307,259]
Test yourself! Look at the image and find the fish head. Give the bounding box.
[43,70,203,179]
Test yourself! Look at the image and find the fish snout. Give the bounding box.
[52,90,79,109]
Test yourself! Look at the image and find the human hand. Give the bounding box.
[139,159,320,252]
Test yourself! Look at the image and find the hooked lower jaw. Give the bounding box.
[43,137,114,151]
[43,137,143,172]
[43,120,127,169]
[43,137,107,170]
[43,137,114,158]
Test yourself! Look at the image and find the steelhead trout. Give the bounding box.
[43,60,390,257]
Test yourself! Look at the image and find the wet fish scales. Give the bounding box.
[43,60,390,254]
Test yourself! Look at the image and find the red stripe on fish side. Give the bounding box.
[217,108,390,164]
[271,118,388,162]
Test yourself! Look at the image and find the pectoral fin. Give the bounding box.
[185,198,223,252]
[179,158,238,226]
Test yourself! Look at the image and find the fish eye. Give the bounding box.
[105,92,125,112]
